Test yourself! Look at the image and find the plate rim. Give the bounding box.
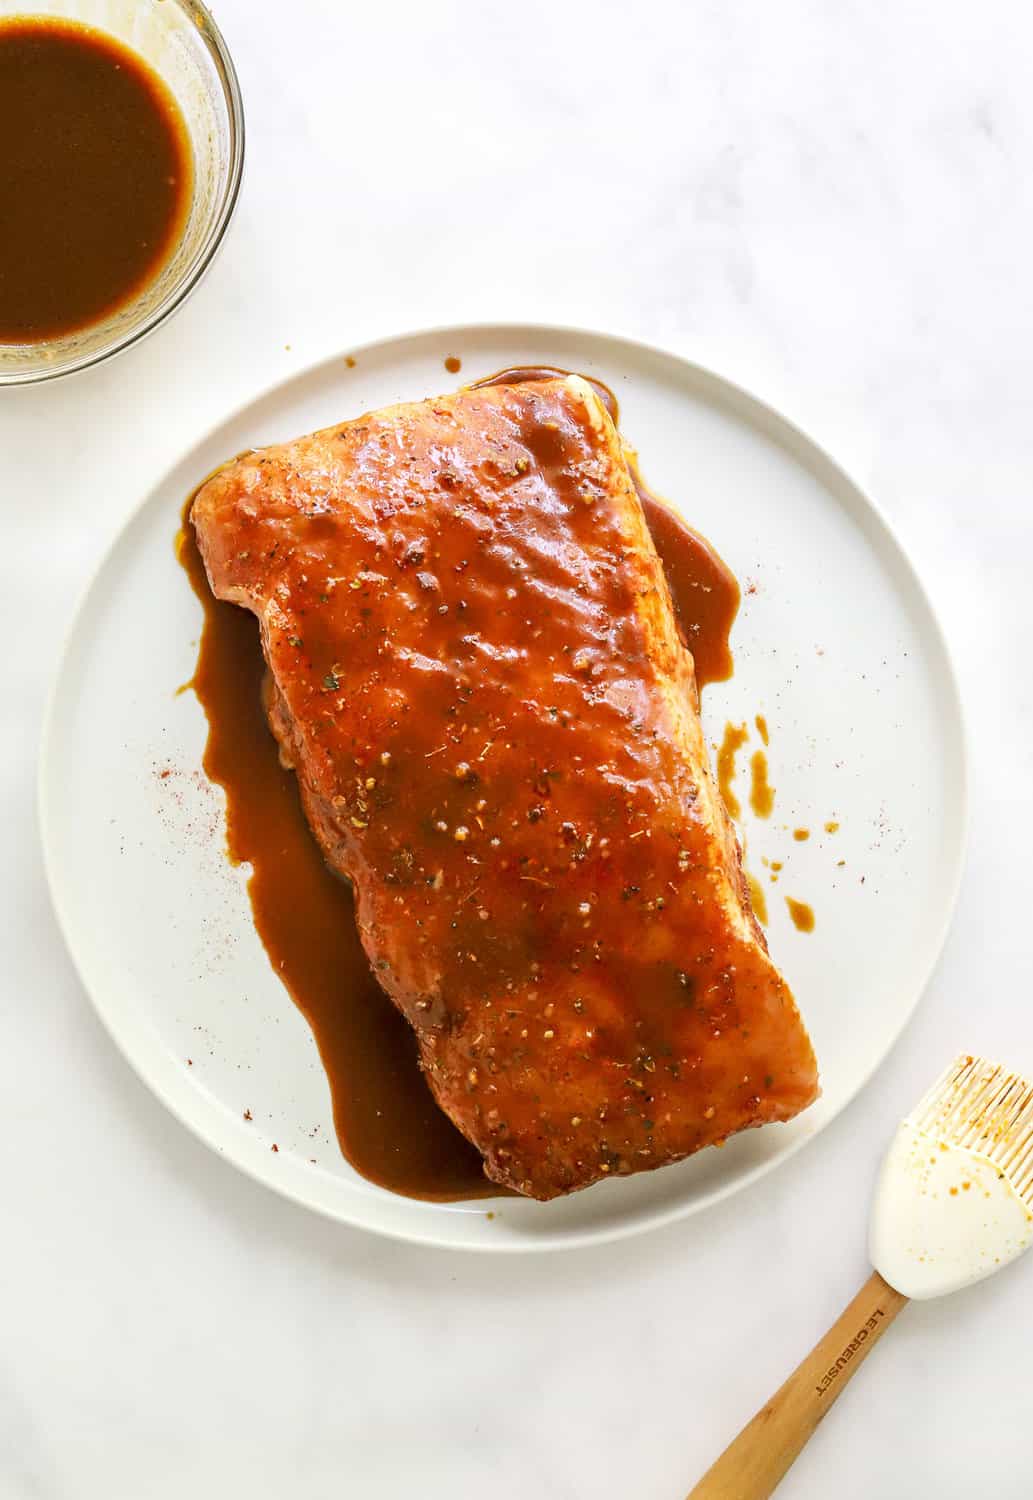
[38,319,971,1252]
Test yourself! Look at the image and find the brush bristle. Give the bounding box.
[910,1055,1033,1206]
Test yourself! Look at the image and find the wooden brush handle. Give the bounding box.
[687,1271,908,1500]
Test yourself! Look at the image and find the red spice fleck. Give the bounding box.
[187,1058,193,1066]
[243,1109,252,1121]
[271,1143,279,1152]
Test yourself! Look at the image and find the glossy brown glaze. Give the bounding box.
[470,365,620,424]
[786,898,815,933]
[178,380,764,1199]
[469,368,739,690]
[190,377,817,1199]
[178,515,497,1201]
[749,750,774,819]
[0,18,191,342]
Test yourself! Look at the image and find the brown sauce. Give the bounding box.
[444,355,462,373]
[178,365,744,1200]
[178,515,496,1202]
[0,18,192,343]
[746,873,769,926]
[717,722,748,821]
[632,472,739,689]
[749,750,774,818]
[469,366,740,689]
[786,897,815,933]
[470,364,620,424]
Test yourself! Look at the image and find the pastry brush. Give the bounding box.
[688,1054,1033,1499]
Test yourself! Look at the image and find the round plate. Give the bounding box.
[39,324,967,1251]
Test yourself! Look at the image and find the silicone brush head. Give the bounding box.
[870,1055,1033,1299]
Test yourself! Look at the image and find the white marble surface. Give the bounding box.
[3,0,1031,1494]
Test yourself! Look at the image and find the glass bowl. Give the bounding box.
[0,0,244,385]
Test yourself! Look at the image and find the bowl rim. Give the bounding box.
[0,0,245,387]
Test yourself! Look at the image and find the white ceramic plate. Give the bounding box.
[40,324,967,1251]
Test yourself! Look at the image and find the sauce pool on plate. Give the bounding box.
[178,516,499,1203]
[716,722,749,821]
[178,366,742,1200]
[749,749,774,818]
[786,897,815,933]
[0,17,192,343]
